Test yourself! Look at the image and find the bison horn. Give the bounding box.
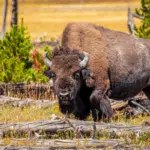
[43,52,52,67]
[80,52,89,68]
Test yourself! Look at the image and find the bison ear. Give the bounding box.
[81,68,91,80]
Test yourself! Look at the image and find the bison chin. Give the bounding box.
[58,99,75,114]
[55,76,83,115]
[57,91,72,112]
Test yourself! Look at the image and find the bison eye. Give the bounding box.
[73,71,80,80]
[50,72,56,79]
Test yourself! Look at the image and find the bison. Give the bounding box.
[44,22,150,122]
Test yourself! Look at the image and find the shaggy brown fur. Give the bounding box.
[60,22,150,120]
[62,22,150,94]
[44,22,150,121]
[62,22,110,90]
[61,22,113,120]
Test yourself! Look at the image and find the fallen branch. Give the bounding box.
[130,100,150,115]
[0,119,149,139]
[0,139,149,150]
[32,41,58,47]
[132,13,144,20]
[111,100,128,111]
[0,96,57,108]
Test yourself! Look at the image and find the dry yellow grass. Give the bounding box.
[0,104,61,123]
[0,1,141,40]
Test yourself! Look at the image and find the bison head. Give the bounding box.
[43,47,90,114]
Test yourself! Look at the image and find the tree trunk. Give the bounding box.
[11,0,18,27]
[127,7,135,35]
[0,0,8,39]
[80,0,84,4]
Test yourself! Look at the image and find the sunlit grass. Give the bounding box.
[0,104,62,123]
[111,112,150,125]
[0,103,149,146]
[0,1,140,40]
[0,103,150,126]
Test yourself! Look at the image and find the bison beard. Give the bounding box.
[73,79,93,120]
[44,68,94,120]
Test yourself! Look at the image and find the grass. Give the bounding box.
[0,104,149,146]
[0,104,150,125]
[0,1,141,40]
[0,104,150,147]
[0,104,61,123]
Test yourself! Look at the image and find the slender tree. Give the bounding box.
[11,0,18,27]
[135,0,150,39]
[0,0,8,39]
[127,7,135,35]
[80,0,84,4]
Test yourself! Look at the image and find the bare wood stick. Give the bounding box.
[112,101,128,110]
[132,13,144,20]
[32,41,58,47]
[130,100,150,115]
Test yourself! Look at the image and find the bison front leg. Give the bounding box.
[90,89,113,120]
[90,89,113,139]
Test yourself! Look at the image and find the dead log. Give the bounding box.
[0,96,57,108]
[0,119,149,139]
[32,41,58,47]
[111,100,128,111]
[0,139,149,150]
